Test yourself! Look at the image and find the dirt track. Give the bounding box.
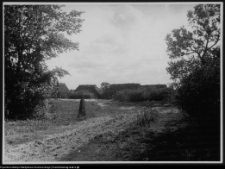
[4,105,139,162]
[5,114,137,162]
[4,100,182,163]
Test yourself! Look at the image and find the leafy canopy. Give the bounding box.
[4,5,84,119]
[165,4,220,86]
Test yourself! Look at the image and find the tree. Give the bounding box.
[165,4,220,87]
[100,82,110,92]
[58,83,70,98]
[4,5,83,119]
[176,50,220,122]
[165,4,221,123]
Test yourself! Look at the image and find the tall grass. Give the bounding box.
[5,99,133,137]
[136,108,159,127]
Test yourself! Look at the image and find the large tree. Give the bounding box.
[165,4,220,87]
[4,5,83,119]
[165,4,221,123]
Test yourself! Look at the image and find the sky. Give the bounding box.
[45,3,197,90]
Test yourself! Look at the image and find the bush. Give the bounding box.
[101,83,141,99]
[75,85,101,99]
[69,90,96,99]
[58,83,70,98]
[112,87,171,102]
[136,108,159,126]
[33,99,57,120]
[147,88,171,101]
[113,88,145,102]
[141,84,167,90]
[5,83,45,120]
[176,58,220,121]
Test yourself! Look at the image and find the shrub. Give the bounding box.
[5,82,45,120]
[141,84,167,90]
[113,88,145,102]
[69,90,96,99]
[176,58,220,122]
[136,108,159,126]
[58,83,70,98]
[112,90,130,101]
[145,88,170,101]
[33,99,57,120]
[112,87,171,102]
[75,85,101,98]
[101,83,141,99]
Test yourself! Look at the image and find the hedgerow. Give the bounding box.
[112,87,170,102]
[69,90,97,99]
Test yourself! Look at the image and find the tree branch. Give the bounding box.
[208,33,220,49]
[202,35,210,58]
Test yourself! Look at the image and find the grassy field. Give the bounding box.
[5,99,138,146]
[4,99,221,162]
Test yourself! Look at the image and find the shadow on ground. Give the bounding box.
[59,111,220,162]
[134,119,220,161]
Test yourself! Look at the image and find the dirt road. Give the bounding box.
[4,100,182,163]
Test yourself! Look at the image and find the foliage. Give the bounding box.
[146,88,171,101]
[141,84,167,90]
[41,68,70,99]
[101,83,141,99]
[113,87,171,102]
[165,4,220,86]
[4,5,83,119]
[69,90,97,99]
[136,108,159,127]
[176,56,220,121]
[75,85,101,98]
[100,82,111,94]
[57,83,70,98]
[165,4,221,122]
[113,89,143,102]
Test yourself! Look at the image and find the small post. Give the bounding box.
[77,96,86,119]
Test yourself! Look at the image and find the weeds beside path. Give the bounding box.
[60,109,220,162]
[59,107,186,161]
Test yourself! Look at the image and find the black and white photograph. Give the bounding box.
[3,1,223,164]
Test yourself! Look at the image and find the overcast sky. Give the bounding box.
[45,3,197,90]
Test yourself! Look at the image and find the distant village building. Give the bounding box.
[58,83,70,98]
[68,83,168,100]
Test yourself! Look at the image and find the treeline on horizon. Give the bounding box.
[55,83,171,102]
